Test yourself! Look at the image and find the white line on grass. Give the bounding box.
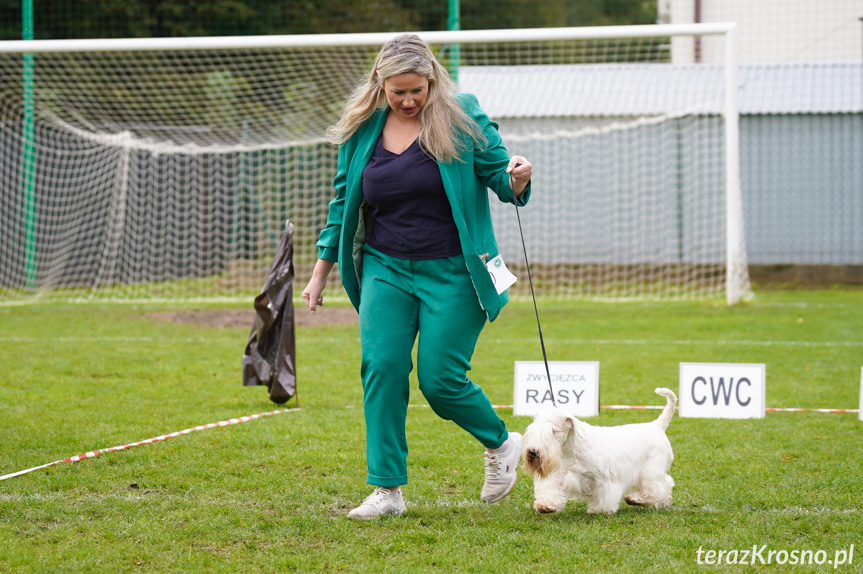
[488,338,863,348]
[748,302,857,309]
[665,506,859,516]
[2,336,861,348]
[1,493,856,517]
[0,336,160,342]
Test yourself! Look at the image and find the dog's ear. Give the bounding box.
[565,414,584,441]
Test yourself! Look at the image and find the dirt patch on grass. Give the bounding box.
[151,306,357,329]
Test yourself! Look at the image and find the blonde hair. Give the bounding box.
[327,34,486,163]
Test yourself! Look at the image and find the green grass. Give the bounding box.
[1,291,862,573]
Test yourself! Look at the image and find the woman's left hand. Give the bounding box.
[506,156,532,198]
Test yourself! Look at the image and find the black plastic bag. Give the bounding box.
[242,221,297,404]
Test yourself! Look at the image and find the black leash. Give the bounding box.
[512,172,556,407]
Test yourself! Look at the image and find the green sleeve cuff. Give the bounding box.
[317,247,339,262]
[515,181,532,206]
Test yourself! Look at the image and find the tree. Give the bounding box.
[2,0,657,41]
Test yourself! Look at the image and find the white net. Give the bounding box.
[0,27,750,304]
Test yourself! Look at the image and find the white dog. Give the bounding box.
[521,387,677,515]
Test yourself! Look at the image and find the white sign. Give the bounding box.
[514,361,599,417]
[679,362,765,419]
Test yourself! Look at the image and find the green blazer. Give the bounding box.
[316,93,531,322]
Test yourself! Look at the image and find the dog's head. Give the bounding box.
[521,407,578,479]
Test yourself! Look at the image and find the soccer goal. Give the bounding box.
[0,24,750,304]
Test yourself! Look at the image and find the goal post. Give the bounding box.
[722,25,746,306]
[0,24,750,304]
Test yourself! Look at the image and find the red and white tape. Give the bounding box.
[602,405,859,413]
[0,408,301,481]
[423,404,860,414]
[3,403,858,482]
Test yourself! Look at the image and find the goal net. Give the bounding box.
[0,25,750,304]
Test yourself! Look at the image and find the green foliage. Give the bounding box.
[1,0,658,40]
[0,290,861,572]
[461,0,657,31]
[0,0,21,40]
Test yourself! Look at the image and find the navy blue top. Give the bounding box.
[362,137,462,260]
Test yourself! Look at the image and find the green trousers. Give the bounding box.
[358,245,509,487]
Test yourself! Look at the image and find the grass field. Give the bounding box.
[1,290,862,573]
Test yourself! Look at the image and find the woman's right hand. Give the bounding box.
[302,259,335,313]
[302,277,326,313]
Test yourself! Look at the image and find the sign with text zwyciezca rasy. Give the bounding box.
[514,361,599,417]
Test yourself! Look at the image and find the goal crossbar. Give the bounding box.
[0,24,738,53]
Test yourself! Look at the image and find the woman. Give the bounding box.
[302,34,533,519]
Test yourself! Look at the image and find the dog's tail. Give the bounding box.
[653,387,677,431]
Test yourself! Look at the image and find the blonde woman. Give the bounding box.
[302,34,533,519]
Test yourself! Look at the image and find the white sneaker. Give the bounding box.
[481,432,522,503]
[347,487,406,520]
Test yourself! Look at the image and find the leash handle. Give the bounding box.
[511,171,556,407]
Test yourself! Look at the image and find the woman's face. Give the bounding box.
[382,73,429,121]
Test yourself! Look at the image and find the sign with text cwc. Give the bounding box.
[679,363,766,418]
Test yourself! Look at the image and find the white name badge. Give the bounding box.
[486,254,517,294]
[679,362,766,419]
[514,361,600,417]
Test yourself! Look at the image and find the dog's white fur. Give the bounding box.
[521,387,677,514]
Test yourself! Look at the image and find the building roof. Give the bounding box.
[458,62,863,117]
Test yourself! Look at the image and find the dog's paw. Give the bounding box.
[533,499,562,514]
[624,492,649,507]
[655,492,673,509]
